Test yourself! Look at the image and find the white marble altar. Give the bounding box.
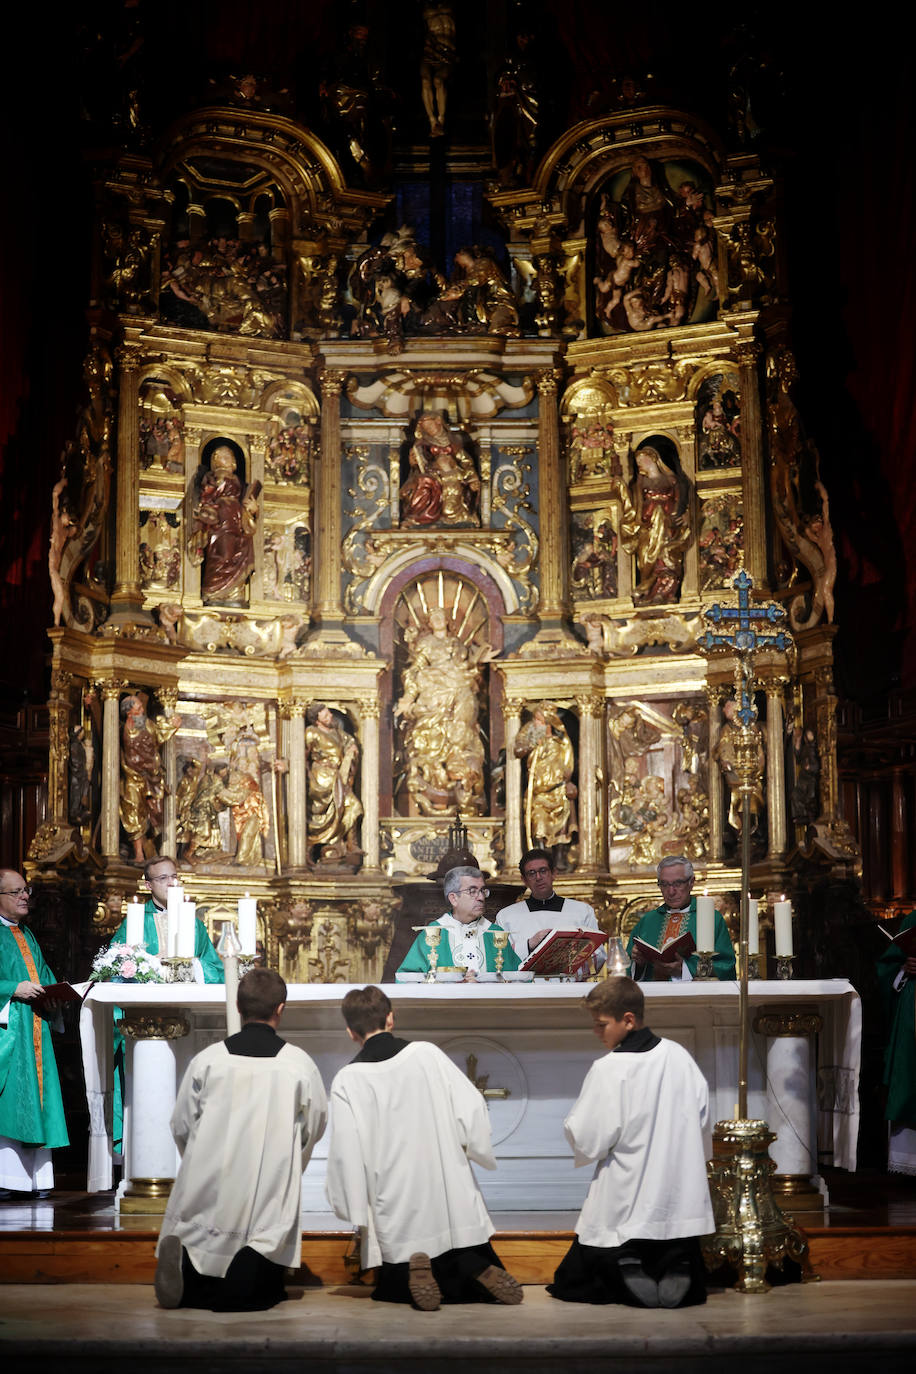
[79,980,861,1215]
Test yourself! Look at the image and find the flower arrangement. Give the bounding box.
[91,943,167,984]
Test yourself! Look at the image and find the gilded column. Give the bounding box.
[99,679,125,859]
[287,700,307,870]
[315,369,346,624]
[576,694,603,872]
[737,340,767,585]
[110,346,145,618]
[158,688,179,859]
[766,681,787,860]
[48,667,74,827]
[535,369,568,621]
[360,698,381,871]
[706,686,725,862]
[503,698,524,872]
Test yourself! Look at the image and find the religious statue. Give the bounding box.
[319,20,395,186]
[491,24,541,186]
[715,698,766,848]
[218,761,270,868]
[420,3,456,136]
[614,445,690,604]
[399,412,481,527]
[788,722,820,826]
[49,474,78,627]
[119,693,182,863]
[68,725,91,826]
[394,606,491,815]
[571,513,618,599]
[514,705,578,870]
[438,247,520,336]
[305,704,363,868]
[189,446,260,603]
[176,760,230,863]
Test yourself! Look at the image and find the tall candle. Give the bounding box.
[166,884,183,958]
[178,900,196,959]
[696,892,715,952]
[217,922,242,1036]
[774,897,793,957]
[125,899,145,948]
[746,898,759,957]
[238,894,257,956]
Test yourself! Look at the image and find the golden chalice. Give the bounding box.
[490,929,510,979]
[413,924,443,982]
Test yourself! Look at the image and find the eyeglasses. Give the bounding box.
[658,878,691,890]
[0,884,31,897]
[459,887,489,899]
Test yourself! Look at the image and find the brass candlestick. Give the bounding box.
[776,955,794,981]
[694,950,715,981]
[160,956,194,984]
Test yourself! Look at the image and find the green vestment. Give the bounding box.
[0,922,69,1149]
[397,918,522,976]
[877,908,916,1127]
[626,897,736,982]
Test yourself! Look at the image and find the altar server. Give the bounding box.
[326,984,523,1310]
[549,976,713,1308]
[154,968,327,1311]
[0,870,68,1197]
[496,848,601,960]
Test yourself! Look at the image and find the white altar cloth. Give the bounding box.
[79,979,861,1212]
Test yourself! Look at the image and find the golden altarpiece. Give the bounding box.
[28,93,859,980]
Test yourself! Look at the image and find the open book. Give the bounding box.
[877,924,916,959]
[520,929,607,977]
[630,930,696,968]
[33,981,93,1015]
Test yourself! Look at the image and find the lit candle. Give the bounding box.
[774,897,793,957]
[696,891,715,952]
[238,893,257,956]
[166,884,183,958]
[178,900,196,959]
[747,898,759,957]
[125,898,145,948]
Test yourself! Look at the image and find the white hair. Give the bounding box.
[443,866,483,900]
[656,855,694,880]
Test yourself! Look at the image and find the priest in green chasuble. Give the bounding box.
[396,866,521,979]
[877,909,916,1175]
[0,870,68,1196]
[626,856,735,982]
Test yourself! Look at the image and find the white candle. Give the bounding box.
[696,892,715,952]
[238,893,257,956]
[165,884,183,958]
[747,898,759,957]
[774,898,793,957]
[125,899,145,948]
[178,900,196,959]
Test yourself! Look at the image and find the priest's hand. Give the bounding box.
[14,980,44,1001]
[528,929,551,952]
[462,971,478,983]
[904,955,916,977]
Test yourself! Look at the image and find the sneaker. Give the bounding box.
[618,1255,660,1308]
[407,1252,441,1311]
[475,1264,524,1305]
[657,1260,692,1309]
[154,1233,185,1309]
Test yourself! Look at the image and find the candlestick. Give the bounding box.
[178,900,196,959]
[696,891,715,954]
[237,893,258,956]
[774,898,793,957]
[165,884,183,958]
[125,898,145,948]
[747,898,759,957]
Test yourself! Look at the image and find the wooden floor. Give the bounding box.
[1,1168,914,1286]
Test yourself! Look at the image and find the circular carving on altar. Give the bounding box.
[440,1035,528,1146]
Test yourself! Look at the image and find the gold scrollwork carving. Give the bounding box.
[605,361,696,407]
[753,1009,823,1039]
[121,1012,191,1041]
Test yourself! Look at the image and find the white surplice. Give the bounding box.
[566,1037,714,1248]
[325,1040,497,1268]
[158,1042,327,1277]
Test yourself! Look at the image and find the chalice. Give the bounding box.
[490,929,510,980]
[413,924,442,982]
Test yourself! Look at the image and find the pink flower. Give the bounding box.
[120,960,137,980]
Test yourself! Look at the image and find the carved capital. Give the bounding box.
[735,339,763,368]
[97,677,128,702]
[50,669,75,699]
[319,368,347,398]
[535,367,563,398]
[288,698,308,720]
[121,1011,191,1041]
[156,688,179,715]
[576,692,605,719]
[503,697,525,720]
[358,697,382,721]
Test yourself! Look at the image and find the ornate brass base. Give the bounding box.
[119,1176,174,1215]
[770,1173,826,1212]
[703,1118,819,1292]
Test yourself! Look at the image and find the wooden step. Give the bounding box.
[1,1226,915,1285]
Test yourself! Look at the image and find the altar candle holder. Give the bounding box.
[746,954,761,981]
[238,955,261,977]
[413,925,442,982]
[490,929,509,980]
[776,955,794,982]
[160,956,194,984]
[694,950,716,981]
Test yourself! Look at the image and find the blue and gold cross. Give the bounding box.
[698,571,793,724]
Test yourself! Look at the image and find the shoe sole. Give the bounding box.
[619,1258,660,1308]
[154,1233,185,1309]
[408,1252,441,1311]
[657,1268,692,1308]
[475,1264,524,1304]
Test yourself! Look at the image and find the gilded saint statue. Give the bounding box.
[399,411,481,528]
[119,693,182,863]
[305,704,363,869]
[189,446,261,603]
[394,606,492,816]
[614,444,690,605]
[514,705,578,871]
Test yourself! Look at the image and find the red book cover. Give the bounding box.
[520,929,607,976]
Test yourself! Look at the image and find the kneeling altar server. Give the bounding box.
[154,967,327,1311]
[326,984,523,1310]
[549,976,713,1308]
